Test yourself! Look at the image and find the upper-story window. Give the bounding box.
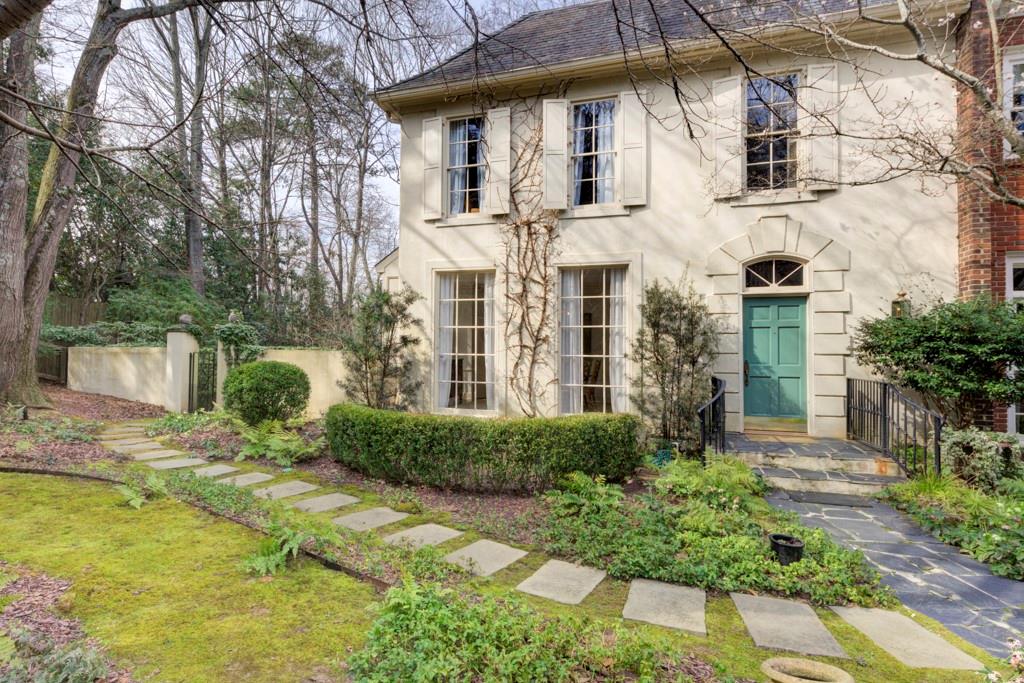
[745,74,799,191]
[448,116,485,215]
[1005,52,1024,148]
[572,99,616,206]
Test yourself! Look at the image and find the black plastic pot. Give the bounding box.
[769,533,805,566]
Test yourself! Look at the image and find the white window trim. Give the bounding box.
[444,115,487,219]
[434,269,499,415]
[1006,254,1024,436]
[568,96,621,209]
[741,256,812,294]
[1003,49,1024,159]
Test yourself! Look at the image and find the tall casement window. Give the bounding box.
[745,74,799,191]
[1007,256,1024,436]
[437,271,495,411]
[571,100,616,206]
[560,267,626,413]
[448,117,486,215]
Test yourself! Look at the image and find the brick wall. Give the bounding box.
[954,4,1024,430]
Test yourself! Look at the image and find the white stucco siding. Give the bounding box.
[390,44,957,437]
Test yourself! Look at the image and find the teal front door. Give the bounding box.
[743,297,807,427]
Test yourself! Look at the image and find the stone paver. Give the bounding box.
[383,523,463,550]
[193,464,239,478]
[333,507,408,532]
[516,560,606,605]
[768,489,1024,656]
[109,441,164,454]
[444,539,528,577]
[220,472,275,487]
[731,593,847,658]
[292,493,359,513]
[101,437,152,446]
[253,481,320,500]
[147,457,207,470]
[131,449,187,461]
[622,579,707,635]
[101,426,146,435]
[831,607,982,670]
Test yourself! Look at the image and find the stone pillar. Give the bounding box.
[215,341,228,408]
[165,329,199,412]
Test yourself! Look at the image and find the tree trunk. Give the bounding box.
[0,16,40,401]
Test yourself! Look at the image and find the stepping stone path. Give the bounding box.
[193,464,239,478]
[334,507,408,532]
[383,523,462,550]
[292,493,359,513]
[516,560,606,605]
[731,593,847,658]
[89,421,988,671]
[148,457,207,470]
[622,579,706,635]
[445,540,527,577]
[219,472,275,487]
[831,607,983,670]
[253,481,319,500]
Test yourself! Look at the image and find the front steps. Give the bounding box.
[727,432,905,495]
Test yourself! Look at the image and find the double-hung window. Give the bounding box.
[1005,51,1024,155]
[448,117,485,215]
[571,100,616,206]
[437,271,495,411]
[1007,256,1024,436]
[745,74,799,191]
[560,267,626,413]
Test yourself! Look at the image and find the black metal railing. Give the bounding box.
[698,376,727,460]
[187,349,217,413]
[36,345,68,385]
[847,378,944,477]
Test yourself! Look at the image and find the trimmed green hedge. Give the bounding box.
[325,404,642,492]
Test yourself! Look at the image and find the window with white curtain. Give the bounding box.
[447,117,485,215]
[437,271,495,411]
[560,267,626,413]
[571,100,616,206]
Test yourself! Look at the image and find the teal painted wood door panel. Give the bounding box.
[743,297,806,420]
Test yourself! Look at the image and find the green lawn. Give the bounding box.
[0,473,376,683]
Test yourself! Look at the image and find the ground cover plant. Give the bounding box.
[326,403,642,492]
[882,475,1024,579]
[541,459,892,606]
[0,407,111,468]
[348,581,740,683]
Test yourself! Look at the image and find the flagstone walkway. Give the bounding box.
[93,421,987,670]
[769,489,1024,657]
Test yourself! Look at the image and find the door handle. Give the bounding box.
[744,360,750,386]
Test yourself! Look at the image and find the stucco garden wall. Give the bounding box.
[216,348,349,419]
[67,346,167,407]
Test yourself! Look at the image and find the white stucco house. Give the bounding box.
[371,0,962,439]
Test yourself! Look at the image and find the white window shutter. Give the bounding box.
[801,64,840,190]
[542,99,569,210]
[619,91,648,206]
[483,107,511,215]
[711,76,743,199]
[422,116,443,220]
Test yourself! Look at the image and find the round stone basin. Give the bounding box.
[760,657,854,683]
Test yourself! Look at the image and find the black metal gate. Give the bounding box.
[188,349,217,412]
[847,378,944,477]
[697,376,727,460]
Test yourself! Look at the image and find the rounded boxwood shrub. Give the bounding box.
[223,361,310,425]
[324,403,642,492]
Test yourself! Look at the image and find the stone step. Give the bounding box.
[831,607,982,670]
[252,481,319,500]
[754,466,904,496]
[292,492,359,513]
[383,523,463,550]
[100,437,153,447]
[444,539,528,577]
[622,579,707,635]
[147,457,207,470]
[731,592,847,658]
[516,560,606,605]
[219,472,275,487]
[193,464,240,478]
[109,441,166,455]
[333,507,409,532]
[736,450,901,476]
[132,449,188,461]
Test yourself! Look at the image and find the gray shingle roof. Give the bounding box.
[378,0,890,95]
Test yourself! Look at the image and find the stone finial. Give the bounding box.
[178,314,193,325]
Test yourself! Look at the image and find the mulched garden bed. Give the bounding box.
[40,383,164,421]
[0,561,133,682]
[299,456,546,546]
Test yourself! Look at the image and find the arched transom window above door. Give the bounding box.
[744,258,805,290]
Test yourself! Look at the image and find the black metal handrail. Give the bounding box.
[847,378,944,477]
[698,376,727,460]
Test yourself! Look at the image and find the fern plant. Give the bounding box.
[242,524,309,576]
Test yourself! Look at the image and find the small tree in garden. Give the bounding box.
[630,280,719,450]
[853,296,1024,427]
[339,285,422,410]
